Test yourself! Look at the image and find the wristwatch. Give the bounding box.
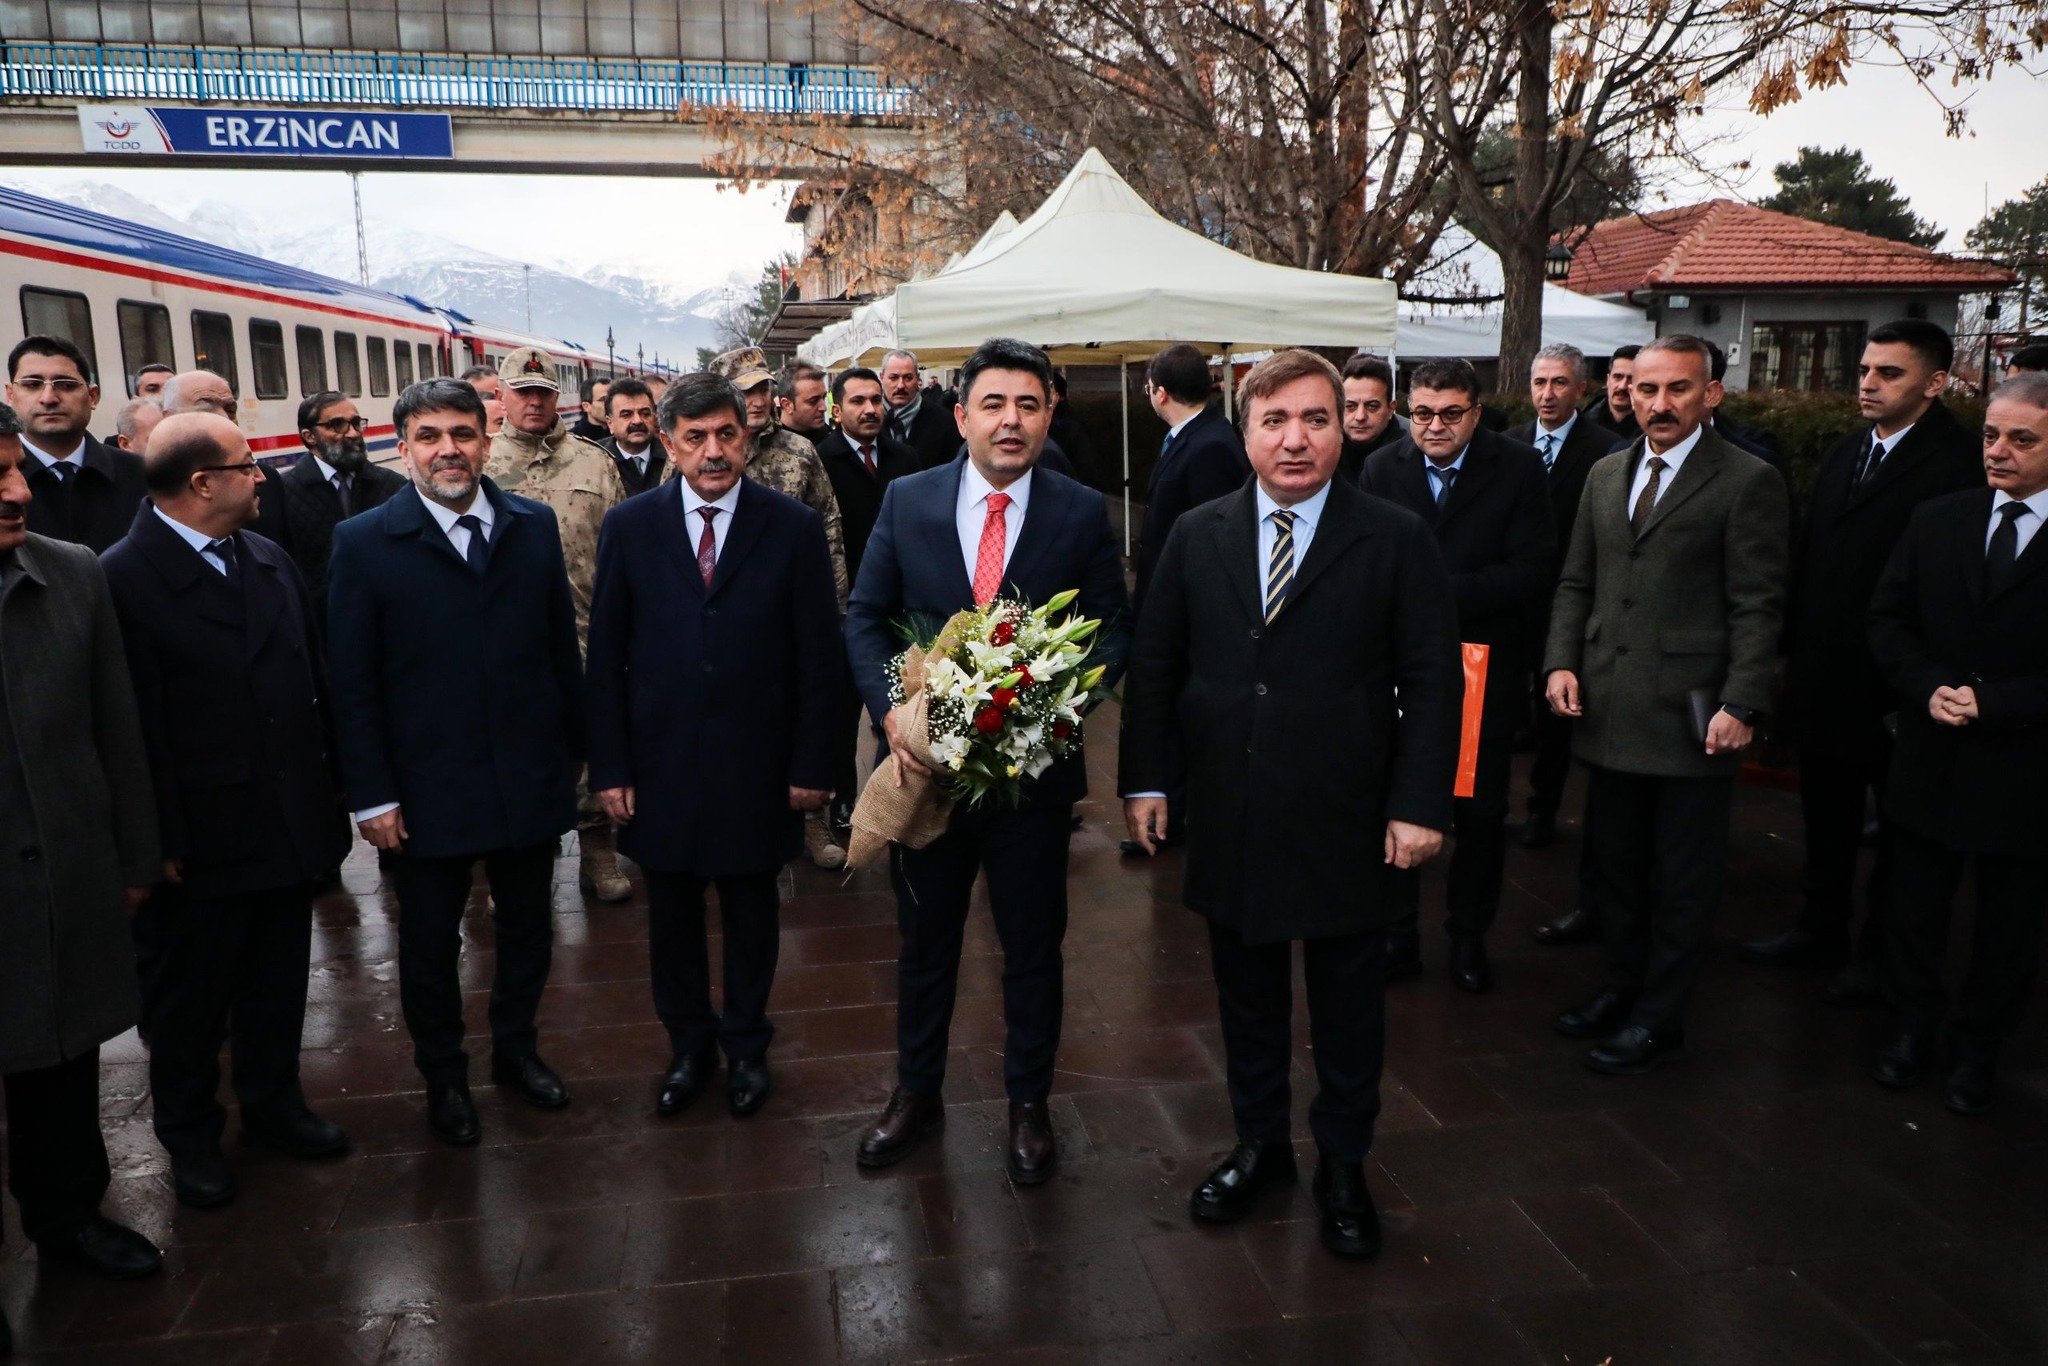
[1719,703,1761,726]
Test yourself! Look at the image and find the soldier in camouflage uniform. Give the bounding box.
[708,347,851,870]
[483,347,634,903]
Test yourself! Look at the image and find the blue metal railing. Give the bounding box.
[0,43,906,118]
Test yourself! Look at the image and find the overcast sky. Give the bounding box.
[5,61,2038,300]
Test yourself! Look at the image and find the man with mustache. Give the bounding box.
[327,378,586,1145]
[253,392,408,630]
[597,378,668,496]
[0,401,166,1341]
[1337,353,1404,485]
[1545,335,1788,1074]
[587,373,841,1118]
[1587,345,1642,445]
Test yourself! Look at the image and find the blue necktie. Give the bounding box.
[456,514,488,573]
[1539,433,1557,469]
[207,536,241,583]
[49,461,75,484]
[1429,465,1457,506]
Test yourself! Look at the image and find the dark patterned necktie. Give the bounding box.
[1631,456,1667,537]
[696,507,718,586]
[1986,501,2029,593]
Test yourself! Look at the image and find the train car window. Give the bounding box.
[366,337,391,397]
[393,338,414,390]
[417,343,436,378]
[190,311,240,393]
[20,288,100,381]
[249,319,288,400]
[335,332,363,397]
[296,326,328,394]
[116,300,175,396]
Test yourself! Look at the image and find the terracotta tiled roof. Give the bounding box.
[1561,200,2014,296]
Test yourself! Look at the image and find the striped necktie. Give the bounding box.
[1264,508,1297,623]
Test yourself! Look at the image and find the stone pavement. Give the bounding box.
[2,721,2043,1364]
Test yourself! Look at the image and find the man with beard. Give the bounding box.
[775,361,831,443]
[7,336,146,553]
[569,377,611,445]
[484,348,631,904]
[254,392,407,628]
[598,378,669,496]
[1338,353,1404,484]
[881,349,965,470]
[1588,345,1642,444]
[327,378,584,1145]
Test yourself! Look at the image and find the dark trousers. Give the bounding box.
[1797,746,1891,955]
[1391,732,1512,938]
[1207,920,1386,1161]
[1587,766,1734,1030]
[388,842,557,1087]
[2,1050,110,1244]
[1528,687,1574,818]
[891,802,1070,1103]
[1884,826,2047,1049]
[829,684,867,811]
[146,882,315,1162]
[647,870,782,1064]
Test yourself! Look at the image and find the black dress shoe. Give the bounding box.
[36,1216,162,1280]
[1872,1027,1931,1089]
[242,1107,350,1159]
[1312,1159,1381,1260]
[1384,928,1423,982]
[727,1058,773,1117]
[1533,904,1600,946]
[1555,987,1634,1039]
[426,1083,481,1146]
[856,1087,945,1168]
[1008,1100,1057,1185]
[657,1050,719,1116]
[1449,933,1492,993]
[1519,812,1558,848]
[1821,961,1881,1008]
[1189,1140,1298,1223]
[171,1151,237,1209]
[1738,928,1846,969]
[1585,1024,1684,1076]
[491,1054,570,1110]
[1943,1047,1996,1115]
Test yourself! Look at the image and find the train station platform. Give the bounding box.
[1,726,2042,1364]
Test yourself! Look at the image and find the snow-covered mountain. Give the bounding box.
[18,180,720,362]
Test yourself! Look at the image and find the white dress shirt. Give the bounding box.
[1988,487,2048,559]
[680,479,742,565]
[1255,478,1332,601]
[1626,422,1705,513]
[956,463,1032,582]
[1533,411,1578,468]
[23,435,87,473]
[151,505,235,577]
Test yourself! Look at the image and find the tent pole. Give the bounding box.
[1121,358,1131,557]
[1221,347,1232,420]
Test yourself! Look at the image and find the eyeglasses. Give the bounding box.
[314,416,370,433]
[11,377,88,395]
[197,460,262,477]
[1408,406,1473,428]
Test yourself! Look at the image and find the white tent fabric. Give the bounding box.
[801,149,1396,366]
[1395,284,1653,359]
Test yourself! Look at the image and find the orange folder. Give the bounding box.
[1455,643,1489,799]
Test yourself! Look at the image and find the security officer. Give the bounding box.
[481,349,632,902]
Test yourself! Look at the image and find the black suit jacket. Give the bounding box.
[1509,414,1621,589]
[251,455,408,627]
[1869,488,2048,856]
[815,428,920,583]
[1119,480,1462,942]
[1788,401,1982,759]
[1585,396,1641,446]
[893,400,964,471]
[326,480,585,859]
[598,436,672,497]
[24,436,147,553]
[100,507,350,896]
[1137,406,1250,608]
[1338,426,1403,487]
[1361,428,1555,736]
[846,455,1133,811]
[586,480,841,875]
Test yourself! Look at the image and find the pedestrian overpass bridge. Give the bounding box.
[0,0,915,175]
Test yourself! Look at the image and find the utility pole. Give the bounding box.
[606,327,616,377]
[523,264,533,331]
[348,171,369,286]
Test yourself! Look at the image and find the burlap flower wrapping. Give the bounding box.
[844,613,974,870]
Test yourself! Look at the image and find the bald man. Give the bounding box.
[158,370,237,421]
[100,413,352,1210]
[113,398,162,456]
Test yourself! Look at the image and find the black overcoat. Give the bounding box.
[250,454,408,630]
[815,427,920,583]
[24,435,146,553]
[1136,405,1250,610]
[1118,480,1462,944]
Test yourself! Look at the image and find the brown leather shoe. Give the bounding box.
[855,1087,944,1168]
[1008,1100,1057,1185]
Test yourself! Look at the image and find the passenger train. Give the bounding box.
[0,185,676,464]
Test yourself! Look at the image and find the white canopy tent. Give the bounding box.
[804,211,1021,370]
[1395,283,1653,360]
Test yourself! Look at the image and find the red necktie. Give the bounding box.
[972,492,1011,606]
[696,506,717,587]
[859,443,876,474]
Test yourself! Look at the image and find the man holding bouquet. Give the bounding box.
[846,337,1132,1183]
[1120,349,1463,1259]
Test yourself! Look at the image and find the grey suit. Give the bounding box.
[0,533,159,1244]
[1544,428,1789,1032]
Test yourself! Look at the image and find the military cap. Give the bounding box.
[710,346,775,391]
[500,347,559,391]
